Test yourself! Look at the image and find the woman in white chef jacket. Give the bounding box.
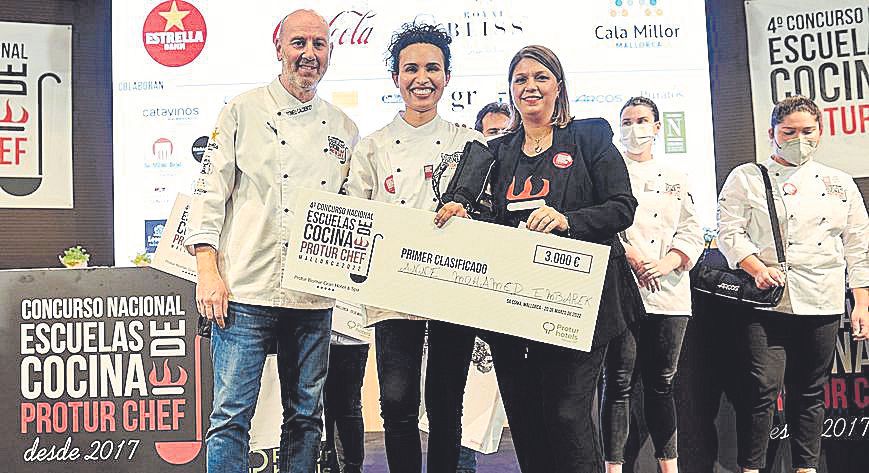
[717,95,869,473]
[600,96,704,473]
[342,23,485,473]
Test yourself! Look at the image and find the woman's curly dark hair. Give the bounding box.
[386,22,452,74]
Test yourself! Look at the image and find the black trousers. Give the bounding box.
[602,315,689,463]
[375,319,476,473]
[734,309,839,470]
[486,332,608,473]
[323,343,369,473]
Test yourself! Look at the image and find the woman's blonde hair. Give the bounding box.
[506,45,572,132]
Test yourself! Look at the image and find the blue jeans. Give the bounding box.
[206,302,332,473]
[457,446,478,472]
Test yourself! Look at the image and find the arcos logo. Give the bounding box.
[142,0,207,67]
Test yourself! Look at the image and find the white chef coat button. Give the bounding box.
[283,174,288,179]
[277,111,282,116]
[821,193,826,197]
[653,213,658,218]
[281,140,287,145]
[395,139,401,145]
[789,214,794,219]
[436,140,441,145]
[284,242,289,248]
[396,168,401,172]
[400,200,406,205]
[323,148,328,153]
[322,120,326,125]
[817,242,822,246]
[284,208,289,213]
[432,197,438,202]
[775,172,780,177]
[787,241,793,246]
[321,180,327,185]
[820,217,826,222]
[650,239,655,244]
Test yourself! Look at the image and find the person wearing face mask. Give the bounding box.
[600,97,704,473]
[717,95,869,473]
[342,22,485,473]
[435,45,643,473]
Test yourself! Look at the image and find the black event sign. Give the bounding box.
[0,267,211,472]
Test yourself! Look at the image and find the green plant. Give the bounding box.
[59,245,90,267]
[131,251,152,266]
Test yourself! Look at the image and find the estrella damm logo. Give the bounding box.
[142,0,207,67]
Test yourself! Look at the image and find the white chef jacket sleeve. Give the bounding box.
[669,182,705,270]
[342,137,376,199]
[842,179,869,288]
[717,166,761,270]
[183,102,238,254]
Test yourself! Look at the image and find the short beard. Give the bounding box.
[282,61,320,93]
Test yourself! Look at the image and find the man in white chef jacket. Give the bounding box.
[183,10,359,473]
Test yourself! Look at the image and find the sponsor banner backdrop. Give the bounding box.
[0,267,211,472]
[746,1,869,177]
[0,22,72,208]
[112,0,718,262]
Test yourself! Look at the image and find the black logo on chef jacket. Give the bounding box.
[327,135,349,164]
[439,151,463,170]
[286,104,312,116]
[664,182,681,197]
[191,135,208,162]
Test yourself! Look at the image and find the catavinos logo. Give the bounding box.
[143,0,207,67]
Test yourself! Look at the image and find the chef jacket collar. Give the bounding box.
[268,77,320,116]
[391,112,443,138]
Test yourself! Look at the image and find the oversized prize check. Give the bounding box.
[281,189,610,351]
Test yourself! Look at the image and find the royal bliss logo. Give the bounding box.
[142,0,207,67]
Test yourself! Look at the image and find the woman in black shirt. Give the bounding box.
[436,44,643,473]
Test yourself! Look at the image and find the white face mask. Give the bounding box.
[619,123,656,155]
[774,135,818,166]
